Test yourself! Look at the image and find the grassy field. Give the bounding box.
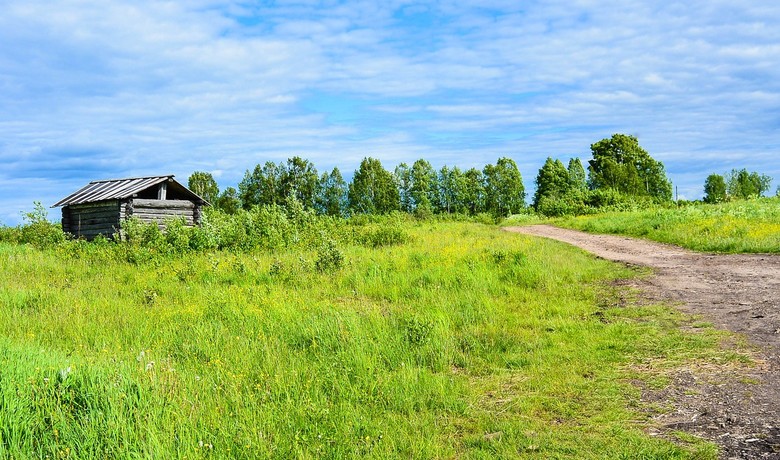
[0,221,744,458]
[553,197,780,253]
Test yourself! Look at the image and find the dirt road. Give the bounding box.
[504,225,780,459]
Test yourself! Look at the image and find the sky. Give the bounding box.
[1,0,779,224]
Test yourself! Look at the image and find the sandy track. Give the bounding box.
[504,225,780,459]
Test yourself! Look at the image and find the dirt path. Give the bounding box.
[504,225,780,459]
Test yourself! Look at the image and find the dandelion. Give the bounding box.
[145,361,154,372]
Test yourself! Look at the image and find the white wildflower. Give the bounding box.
[59,366,71,380]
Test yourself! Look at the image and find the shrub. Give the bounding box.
[535,195,582,217]
[0,225,21,244]
[474,213,497,225]
[355,226,409,248]
[583,189,655,213]
[19,202,67,248]
[188,215,219,250]
[315,239,345,273]
[164,218,191,253]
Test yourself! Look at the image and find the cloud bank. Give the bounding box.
[1,0,779,223]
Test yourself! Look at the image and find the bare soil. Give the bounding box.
[504,225,780,459]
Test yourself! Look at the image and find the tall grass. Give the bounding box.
[0,222,737,458]
[554,197,780,253]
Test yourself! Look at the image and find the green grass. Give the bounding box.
[0,222,742,458]
[553,197,780,253]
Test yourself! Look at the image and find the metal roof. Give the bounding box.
[53,175,204,207]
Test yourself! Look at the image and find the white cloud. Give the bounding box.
[1,0,779,223]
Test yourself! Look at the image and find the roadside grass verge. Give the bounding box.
[552,197,780,253]
[0,222,744,458]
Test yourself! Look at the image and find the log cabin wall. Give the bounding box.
[127,199,197,227]
[62,200,121,240]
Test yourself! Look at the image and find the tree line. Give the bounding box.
[190,156,527,218]
[188,133,774,219]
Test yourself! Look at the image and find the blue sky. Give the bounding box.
[1,0,779,224]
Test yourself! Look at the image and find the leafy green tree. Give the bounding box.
[588,134,672,201]
[483,158,525,217]
[410,159,437,216]
[567,158,587,191]
[394,163,413,213]
[462,168,485,215]
[317,167,348,217]
[437,165,465,214]
[188,171,219,204]
[703,174,727,203]
[726,169,772,199]
[215,187,241,214]
[238,161,284,209]
[532,157,571,210]
[281,156,319,209]
[348,157,400,215]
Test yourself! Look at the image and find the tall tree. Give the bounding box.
[188,171,219,204]
[281,156,319,209]
[703,174,727,203]
[348,157,400,215]
[215,187,240,214]
[726,169,772,199]
[394,163,413,213]
[462,168,485,215]
[317,167,348,217]
[238,161,284,209]
[567,158,587,192]
[410,159,437,215]
[483,157,525,217]
[532,157,571,210]
[588,134,672,201]
[437,165,465,214]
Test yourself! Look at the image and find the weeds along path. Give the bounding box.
[505,224,780,459]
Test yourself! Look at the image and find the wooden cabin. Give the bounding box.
[53,175,208,240]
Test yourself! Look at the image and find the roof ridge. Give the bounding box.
[89,174,174,184]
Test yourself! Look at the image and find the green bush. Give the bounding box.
[188,215,219,250]
[0,225,21,244]
[354,225,409,248]
[535,194,585,217]
[19,202,67,248]
[164,218,191,253]
[315,239,345,273]
[474,212,498,225]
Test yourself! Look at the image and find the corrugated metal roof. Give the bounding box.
[53,175,175,207]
